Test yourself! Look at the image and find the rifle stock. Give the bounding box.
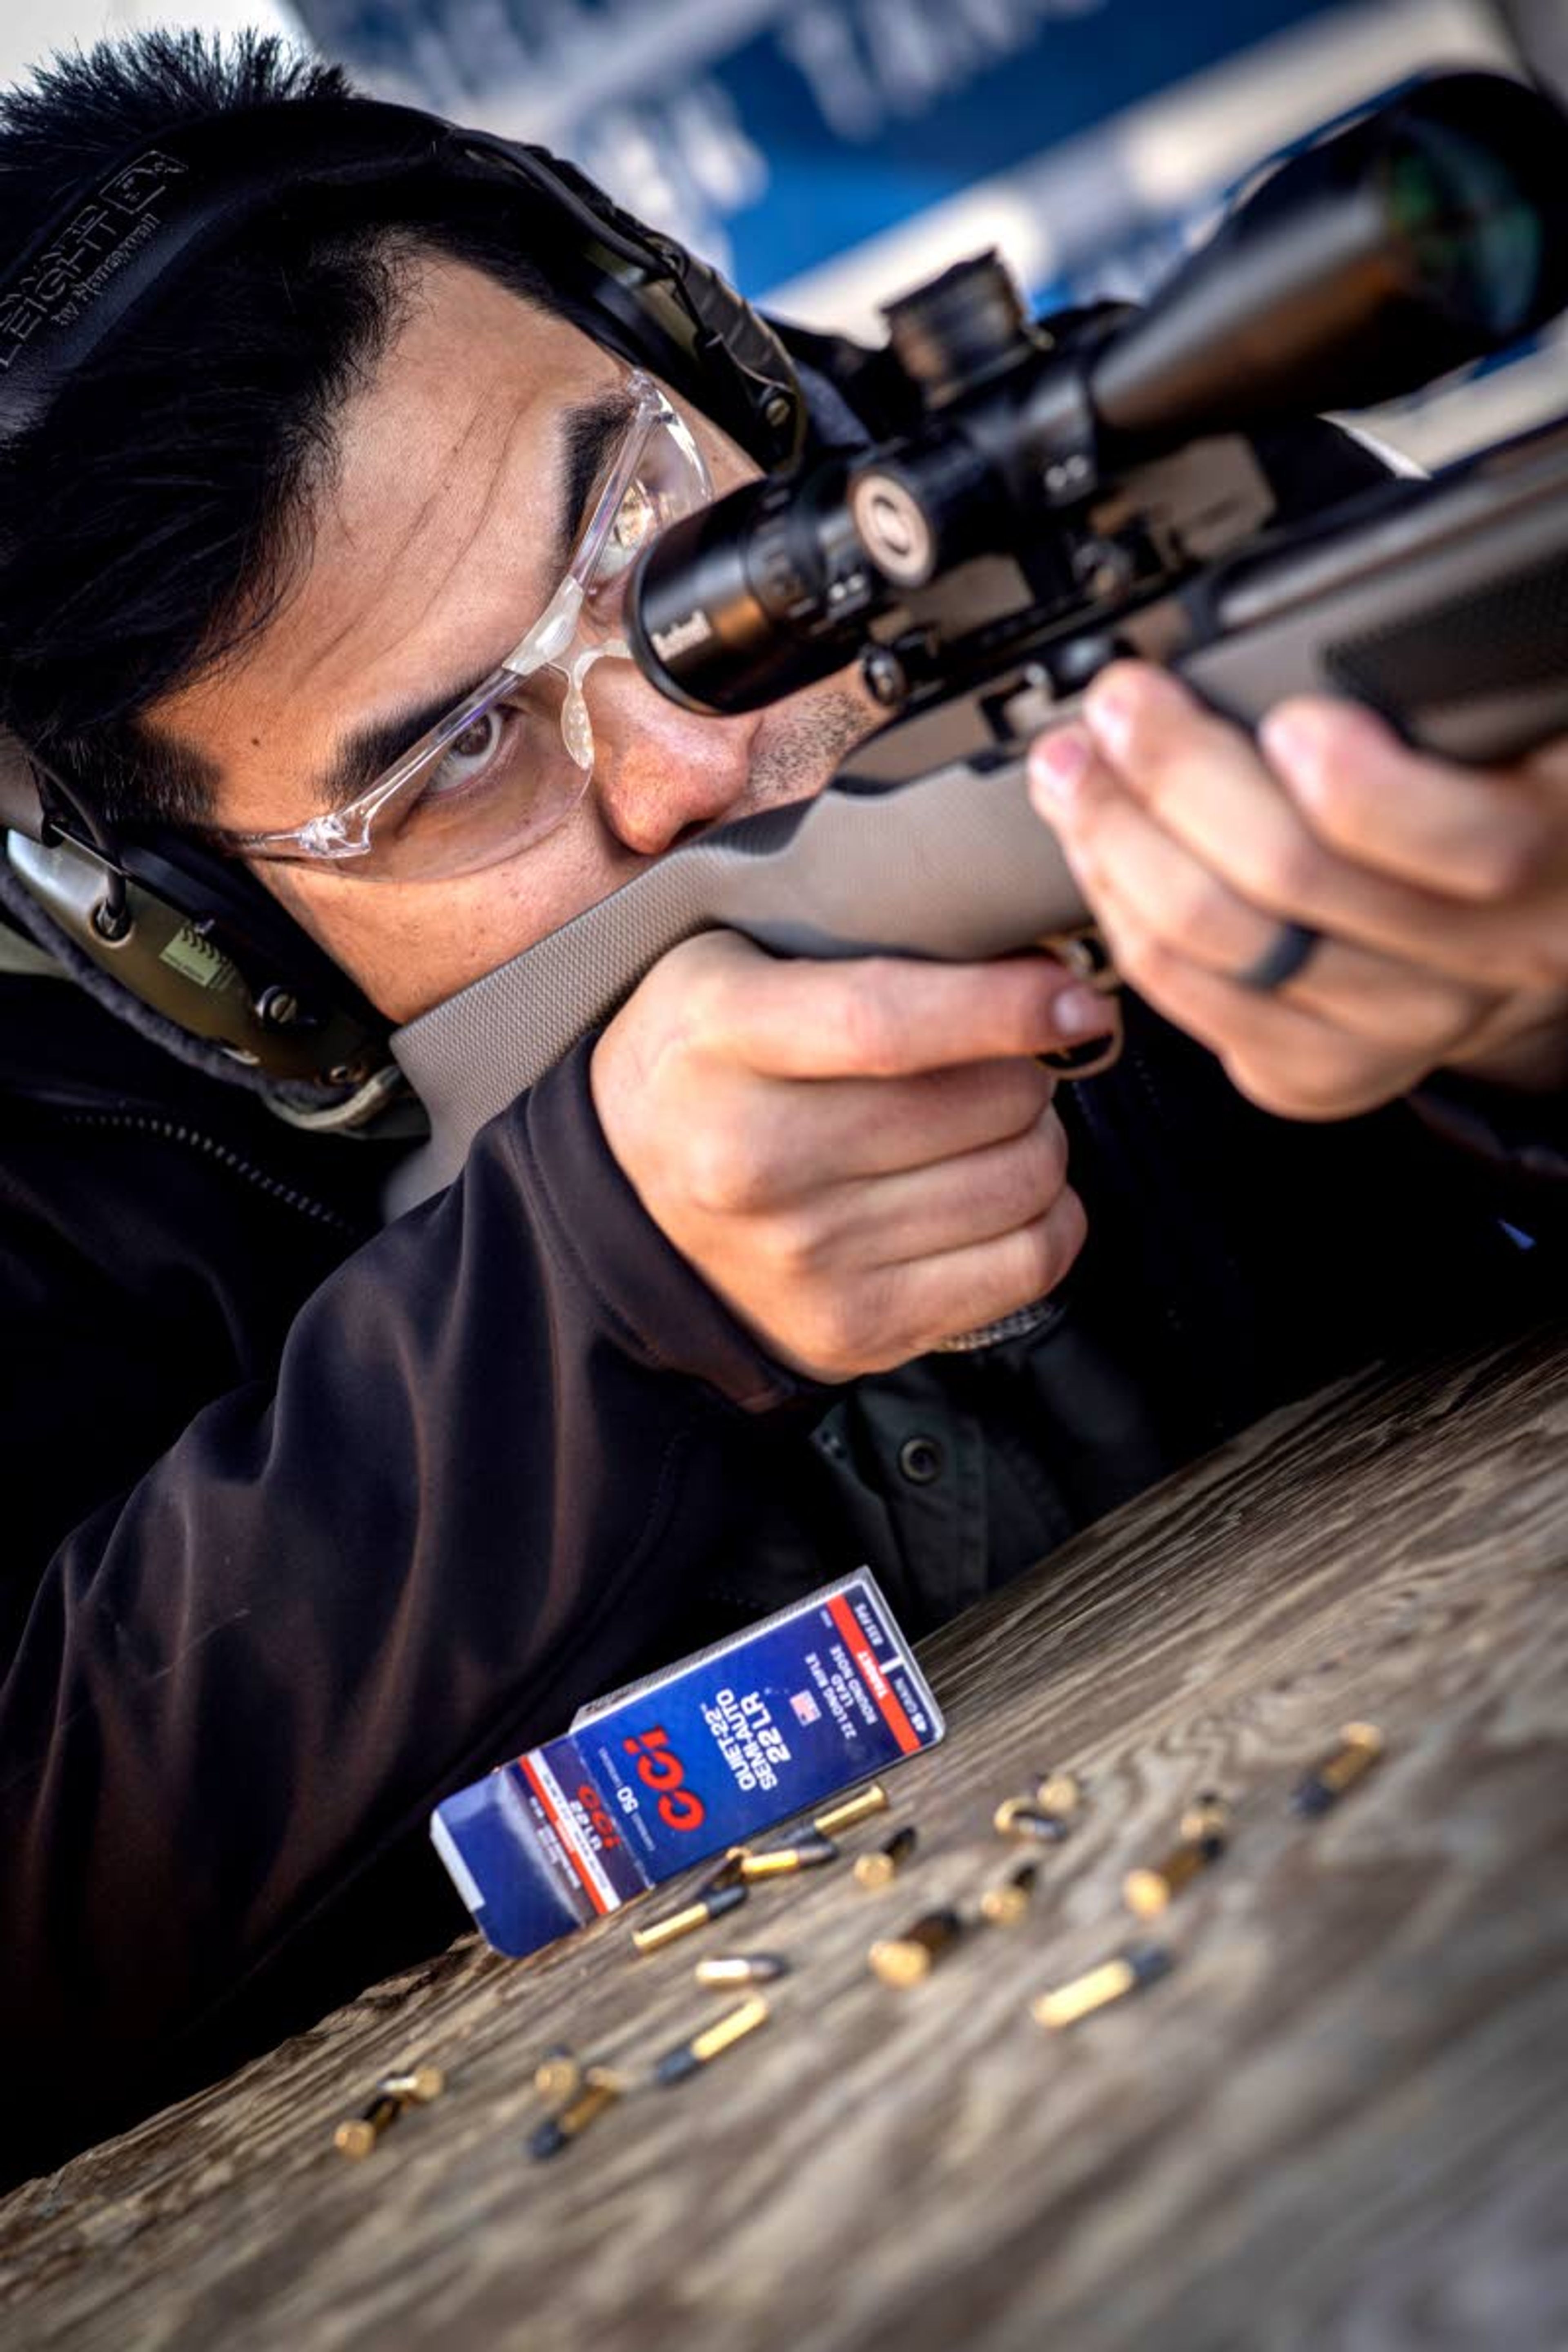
[389,418,1568,1211]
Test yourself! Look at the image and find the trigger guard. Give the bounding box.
[1038,925,1118,993]
[1036,926,1123,1076]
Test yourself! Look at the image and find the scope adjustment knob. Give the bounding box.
[850,468,937,589]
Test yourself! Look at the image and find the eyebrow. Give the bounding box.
[310,383,638,813]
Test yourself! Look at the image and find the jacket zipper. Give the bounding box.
[59,1107,364,1239]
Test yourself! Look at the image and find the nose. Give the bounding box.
[588,661,761,858]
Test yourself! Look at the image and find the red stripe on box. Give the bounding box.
[828,1592,921,1756]
[519,1754,611,1916]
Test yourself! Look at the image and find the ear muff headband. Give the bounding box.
[0,97,803,461]
[0,96,805,1099]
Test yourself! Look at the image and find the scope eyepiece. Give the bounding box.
[627,459,890,714]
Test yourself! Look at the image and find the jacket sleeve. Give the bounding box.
[0,1038,812,2180]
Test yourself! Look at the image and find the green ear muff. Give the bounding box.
[5,829,388,1089]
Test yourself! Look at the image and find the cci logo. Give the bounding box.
[622,1726,706,1833]
[575,1780,621,1853]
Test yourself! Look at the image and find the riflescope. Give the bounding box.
[627,71,1568,717]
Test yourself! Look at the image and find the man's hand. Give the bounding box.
[1028,662,1568,1120]
[591,935,1116,1382]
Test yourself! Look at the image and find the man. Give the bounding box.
[0,33,1562,2187]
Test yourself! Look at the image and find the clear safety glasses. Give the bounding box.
[223,372,712,883]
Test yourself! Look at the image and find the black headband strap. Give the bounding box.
[0,101,451,437]
[0,96,802,462]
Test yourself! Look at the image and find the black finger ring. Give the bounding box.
[1234,920,1320,994]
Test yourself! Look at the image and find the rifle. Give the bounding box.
[390,69,1568,1208]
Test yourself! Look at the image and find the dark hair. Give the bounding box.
[0,30,578,829]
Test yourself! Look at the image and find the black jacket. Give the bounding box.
[2,945,1555,2186]
[2,370,1562,2183]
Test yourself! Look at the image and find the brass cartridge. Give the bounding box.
[532,2046,582,2105]
[1031,1942,1173,2030]
[334,2091,404,2160]
[694,1953,790,1988]
[993,1796,1071,1844]
[631,1881,748,1955]
[980,1860,1040,1926]
[853,1826,918,1890]
[738,1831,838,1880]
[697,1847,749,1895]
[654,1994,771,2085]
[527,2067,625,2160]
[379,2065,444,2105]
[1123,1794,1230,1917]
[1034,1769,1083,1817]
[814,1783,890,1838]
[333,2063,444,2158]
[1291,1723,1385,1816]
[869,1907,964,1987]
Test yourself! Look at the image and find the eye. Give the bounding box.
[424,706,514,800]
[594,479,660,584]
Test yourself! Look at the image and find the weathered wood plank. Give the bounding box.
[4,1319,1566,2352]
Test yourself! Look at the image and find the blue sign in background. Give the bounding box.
[290,0,1448,303]
[666,0,1345,293]
[286,0,1545,463]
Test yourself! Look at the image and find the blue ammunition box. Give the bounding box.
[431,1569,943,1958]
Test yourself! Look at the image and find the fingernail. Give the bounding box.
[1259,707,1325,781]
[1030,729,1090,810]
[1082,675,1139,757]
[1084,667,1181,759]
[1056,984,1116,1040]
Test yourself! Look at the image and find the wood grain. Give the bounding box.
[4,1319,1566,2352]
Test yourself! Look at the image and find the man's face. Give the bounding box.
[152,256,876,1023]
